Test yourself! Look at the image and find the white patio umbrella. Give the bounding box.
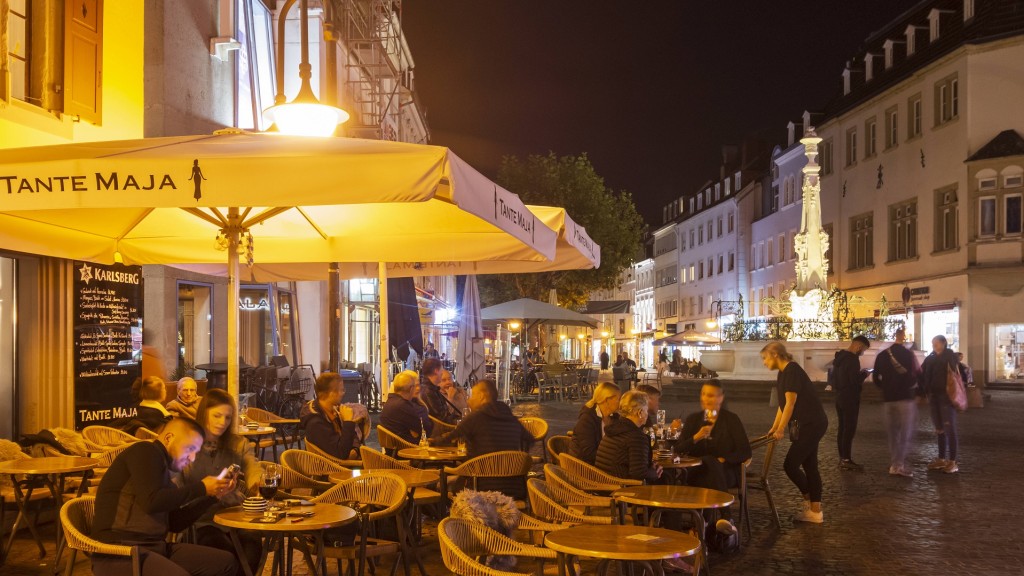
[0,131,559,397]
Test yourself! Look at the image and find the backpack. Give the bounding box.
[705,522,740,554]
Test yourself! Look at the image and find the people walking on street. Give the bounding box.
[600,346,610,370]
[833,335,871,471]
[762,342,828,524]
[920,335,961,474]
[872,329,921,477]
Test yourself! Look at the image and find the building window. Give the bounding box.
[177,282,214,374]
[979,177,997,191]
[8,0,28,101]
[1005,171,1024,188]
[964,0,975,21]
[767,238,774,266]
[889,200,918,262]
[717,255,724,275]
[935,75,959,126]
[237,0,278,130]
[706,221,713,241]
[846,128,858,166]
[698,227,704,246]
[935,187,959,252]
[697,196,703,211]
[728,212,735,233]
[735,172,742,189]
[778,234,786,263]
[717,217,723,238]
[885,107,899,149]
[698,261,704,280]
[979,197,996,237]
[1006,195,1023,236]
[725,179,732,195]
[865,118,877,158]
[850,213,873,270]
[690,198,695,213]
[819,139,833,176]
[771,185,780,213]
[690,229,696,248]
[707,257,714,278]
[751,244,757,270]
[714,183,721,201]
[907,94,922,139]
[929,8,942,41]
[728,251,735,271]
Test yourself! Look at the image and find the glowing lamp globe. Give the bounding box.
[264,101,349,137]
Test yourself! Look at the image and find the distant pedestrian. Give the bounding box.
[600,347,610,370]
[762,341,827,524]
[872,329,921,477]
[833,335,871,471]
[919,335,961,474]
[956,352,974,388]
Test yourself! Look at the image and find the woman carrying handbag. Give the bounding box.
[919,335,962,474]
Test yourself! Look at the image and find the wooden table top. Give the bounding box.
[396,447,467,462]
[236,426,276,436]
[214,503,356,532]
[612,485,734,510]
[0,456,99,475]
[656,455,703,470]
[544,524,700,560]
[328,468,440,488]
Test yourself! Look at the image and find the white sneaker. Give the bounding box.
[794,508,823,524]
[927,458,948,470]
[715,518,738,535]
[895,467,914,478]
[943,461,959,474]
[888,466,898,475]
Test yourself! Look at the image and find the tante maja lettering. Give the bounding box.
[2,172,178,194]
[497,198,533,234]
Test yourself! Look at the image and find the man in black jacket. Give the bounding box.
[433,379,533,497]
[380,370,432,445]
[91,417,237,576]
[419,358,461,425]
[595,390,662,483]
[675,380,751,535]
[833,335,871,471]
[873,329,921,477]
[300,372,361,460]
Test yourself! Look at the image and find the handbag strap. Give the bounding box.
[887,349,908,375]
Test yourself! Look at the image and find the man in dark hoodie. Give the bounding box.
[433,379,533,497]
[872,328,921,477]
[834,335,871,471]
[300,372,361,460]
[419,358,461,425]
[595,390,663,483]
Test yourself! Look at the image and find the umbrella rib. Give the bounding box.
[243,207,292,228]
[182,207,228,228]
[295,208,328,240]
[117,208,155,240]
[239,207,253,222]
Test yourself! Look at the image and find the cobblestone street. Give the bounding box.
[5,389,1022,575]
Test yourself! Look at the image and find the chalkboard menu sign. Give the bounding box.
[73,261,144,429]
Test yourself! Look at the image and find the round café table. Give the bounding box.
[545,524,701,576]
[396,447,466,511]
[236,425,277,459]
[0,456,98,572]
[214,502,356,576]
[612,485,733,576]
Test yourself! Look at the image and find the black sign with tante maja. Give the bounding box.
[73,261,144,430]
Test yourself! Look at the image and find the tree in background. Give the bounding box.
[479,153,646,308]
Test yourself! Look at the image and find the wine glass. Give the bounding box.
[703,409,718,441]
[259,464,280,501]
[239,404,249,427]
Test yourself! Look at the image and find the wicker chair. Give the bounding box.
[245,406,300,453]
[556,453,642,493]
[134,427,159,441]
[545,435,572,464]
[542,464,613,514]
[304,439,362,469]
[439,517,557,576]
[60,496,140,576]
[359,446,441,504]
[741,435,781,532]
[276,464,328,498]
[302,472,411,576]
[526,479,612,526]
[376,424,419,456]
[443,451,533,501]
[281,449,350,481]
[429,414,457,434]
[82,426,138,452]
[515,513,573,545]
[518,417,549,463]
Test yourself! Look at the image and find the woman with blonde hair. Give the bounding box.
[117,376,172,434]
[762,341,828,524]
[568,382,621,464]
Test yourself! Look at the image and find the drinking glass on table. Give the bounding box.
[239,405,249,427]
[703,409,718,442]
[260,465,280,501]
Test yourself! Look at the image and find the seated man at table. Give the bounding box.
[635,384,663,427]
[433,379,534,497]
[300,372,362,460]
[165,377,202,420]
[92,417,237,576]
[380,370,432,445]
[419,358,461,425]
[439,369,470,414]
[595,390,663,483]
[674,379,751,535]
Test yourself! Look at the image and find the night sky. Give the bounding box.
[402,1,922,225]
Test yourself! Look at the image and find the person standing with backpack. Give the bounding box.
[872,329,921,477]
[919,335,961,474]
[833,336,872,471]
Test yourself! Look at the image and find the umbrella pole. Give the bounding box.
[378,263,389,401]
[227,208,240,399]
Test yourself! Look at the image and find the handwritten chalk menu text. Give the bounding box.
[73,261,144,429]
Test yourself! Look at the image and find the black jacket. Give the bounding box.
[873,344,921,402]
[438,401,533,458]
[832,349,866,398]
[595,415,658,482]
[674,409,751,466]
[299,400,358,460]
[115,404,172,435]
[92,440,215,544]
[380,394,431,445]
[568,404,603,464]
[419,374,461,424]
[920,349,958,399]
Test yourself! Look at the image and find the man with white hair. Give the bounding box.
[380,370,432,445]
[166,377,202,419]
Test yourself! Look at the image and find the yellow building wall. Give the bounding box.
[0,0,144,148]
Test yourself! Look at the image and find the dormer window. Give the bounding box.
[906,25,919,55]
[843,66,852,95]
[865,54,876,82]
[929,9,951,42]
[964,0,975,21]
[883,40,896,69]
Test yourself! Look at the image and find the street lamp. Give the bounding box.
[264,0,349,136]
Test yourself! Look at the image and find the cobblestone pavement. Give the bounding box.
[5,390,1023,575]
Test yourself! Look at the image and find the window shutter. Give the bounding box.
[64,0,103,124]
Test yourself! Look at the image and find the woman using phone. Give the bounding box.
[182,389,263,575]
[763,341,828,524]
